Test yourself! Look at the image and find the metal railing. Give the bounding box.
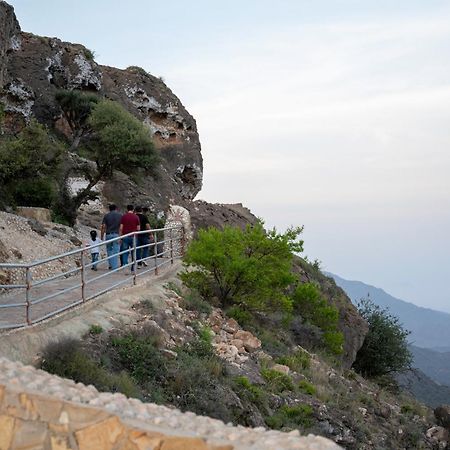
[0,225,184,330]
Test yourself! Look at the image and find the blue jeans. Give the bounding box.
[137,236,150,263]
[120,236,135,271]
[106,233,120,270]
[91,253,99,269]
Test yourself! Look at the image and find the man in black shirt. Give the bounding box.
[135,206,152,267]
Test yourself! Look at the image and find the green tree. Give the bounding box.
[0,120,63,208]
[180,223,304,313]
[292,282,344,354]
[55,89,99,150]
[54,97,158,224]
[353,298,412,378]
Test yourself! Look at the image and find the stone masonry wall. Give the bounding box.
[0,358,341,450]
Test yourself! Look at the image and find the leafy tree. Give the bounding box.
[55,89,99,150]
[180,223,304,313]
[53,97,158,224]
[292,282,344,354]
[353,298,412,378]
[0,120,63,208]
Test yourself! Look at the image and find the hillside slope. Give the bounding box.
[328,272,450,350]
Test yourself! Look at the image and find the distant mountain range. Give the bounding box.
[327,272,450,390]
[328,273,450,351]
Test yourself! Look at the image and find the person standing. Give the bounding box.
[101,204,122,270]
[87,230,102,271]
[135,206,152,267]
[119,204,140,273]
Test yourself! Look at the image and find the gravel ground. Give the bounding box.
[0,357,341,449]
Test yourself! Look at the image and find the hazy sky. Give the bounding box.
[8,0,450,312]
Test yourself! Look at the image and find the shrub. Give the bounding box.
[126,66,150,78]
[89,324,103,335]
[110,332,167,384]
[83,48,95,61]
[292,283,343,355]
[276,349,311,372]
[179,291,212,315]
[298,380,316,396]
[234,376,269,410]
[226,306,253,328]
[180,222,303,313]
[352,299,412,378]
[266,404,313,430]
[41,339,139,398]
[11,177,56,208]
[261,368,294,393]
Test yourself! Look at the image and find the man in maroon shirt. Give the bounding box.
[119,204,140,272]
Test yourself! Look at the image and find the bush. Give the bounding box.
[352,299,412,378]
[234,376,269,411]
[89,324,103,335]
[226,306,253,328]
[261,368,294,393]
[11,177,56,208]
[266,404,313,430]
[41,339,139,398]
[276,349,311,372]
[179,291,212,315]
[292,283,343,355]
[126,66,150,77]
[298,380,316,396]
[180,222,303,313]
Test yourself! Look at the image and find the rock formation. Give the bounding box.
[0,0,202,214]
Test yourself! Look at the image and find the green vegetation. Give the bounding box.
[41,339,139,398]
[83,48,95,61]
[261,368,295,393]
[292,283,344,355]
[0,120,63,209]
[276,348,311,372]
[179,290,212,315]
[298,380,316,396]
[266,404,313,430]
[54,93,159,224]
[353,299,412,378]
[180,222,303,312]
[126,66,150,78]
[89,324,103,335]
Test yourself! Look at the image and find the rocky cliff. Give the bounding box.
[0,0,202,214]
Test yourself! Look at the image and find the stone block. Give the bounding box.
[62,403,110,431]
[75,416,126,450]
[11,418,48,449]
[125,429,164,450]
[0,414,15,450]
[50,436,74,450]
[160,437,209,450]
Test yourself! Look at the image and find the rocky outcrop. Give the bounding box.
[0,1,202,213]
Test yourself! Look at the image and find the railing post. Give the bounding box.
[170,228,174,265]
[132,233,137,285]
[154,231,159,275]
[181,225,186,257]
[25,267,32,326]
[81,250,86,302]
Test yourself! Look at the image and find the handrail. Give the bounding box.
[0,224,184,330]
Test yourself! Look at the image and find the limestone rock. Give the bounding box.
[272,364,290,375]
[234,330,261,353]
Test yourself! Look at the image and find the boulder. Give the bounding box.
[435,406,450,429]
[426,426,449,447]
[234,330,261,353]
[272,364,290,375]
[16,207,51,223]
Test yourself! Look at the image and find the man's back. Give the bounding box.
[103,210,122,234]
[121,212,140,235]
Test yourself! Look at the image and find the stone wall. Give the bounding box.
[0,358,341,450]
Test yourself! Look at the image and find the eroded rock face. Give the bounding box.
[0,2,202,213]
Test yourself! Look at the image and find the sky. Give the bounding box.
[8,0,450,312]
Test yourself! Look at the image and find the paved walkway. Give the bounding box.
[0,256,172,329]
